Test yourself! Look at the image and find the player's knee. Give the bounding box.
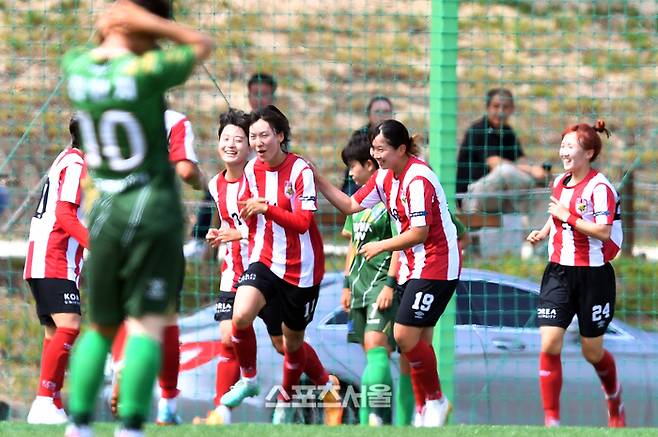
[581,343,604,364]
[231,312,254,330]
[270,335,285,355]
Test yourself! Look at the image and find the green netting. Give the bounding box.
[0,0,656,428]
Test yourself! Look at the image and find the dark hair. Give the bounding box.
[218,108,250,139]
[561,119,610,162]
[486,88,514,107]
[250,105,290,151]
[376,119,420,157]
[341,132,378,169]
[247,72,277,93]
[69,115,80,148]
[366,95,393,114]
[129,0,172,19]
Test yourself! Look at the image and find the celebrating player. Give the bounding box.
[526,120,625,427]
[109,108,205,425]
[24,116,88,425]
[220,105,342,425]
[61,0,213,436]
[315,119,461,427]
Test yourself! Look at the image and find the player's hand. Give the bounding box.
[205,228,222,248]
[376,285,394,311]
[341,288,351,312]
[216,227,242,243]
[359,241,384,261]
[239,197,268,219]
[548,196,570,222]
[526,230,547,245]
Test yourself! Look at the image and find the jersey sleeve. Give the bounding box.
[128,46,197,95]
[293,167,318,211]
[168,117,198,163]
[342,214,353,236]
[353,171,383,209]
[592,183,616,225]
[58,160,85,205]
[407,177,434,227]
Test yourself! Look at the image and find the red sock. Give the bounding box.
[303,342,328,385]
[214,343,240,406]
[593,350,618,396]
[403,340,442,401]
[539,352,562,421]
[410,366,427,411]
[111,322,128,365]
[53,391,63,410]
[37,337,51,396]
[281,345,307,401]
[231,323,257,378]
[159,325,180,399]
[37,328,79,398]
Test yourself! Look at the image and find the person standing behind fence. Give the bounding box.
[526,120,625,427]
[340,96,394,195]
[316,119,461,427]
[24,116,88,425]
[456,88,547,213]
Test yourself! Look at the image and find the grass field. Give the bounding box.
[1,423,656,437]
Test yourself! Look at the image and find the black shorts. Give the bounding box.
[28,278,81,326]
[395,279,458,327]
[214,290,283,336]
[237,262,320,331]
[537,262,616,338]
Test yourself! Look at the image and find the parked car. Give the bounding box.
[100,269,658,426]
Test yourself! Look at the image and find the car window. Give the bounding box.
[456,280,539,328]
[324,309,349,325]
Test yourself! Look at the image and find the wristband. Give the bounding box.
[566,214,579,228]
[385,275,397,288]
[343,276,350,288]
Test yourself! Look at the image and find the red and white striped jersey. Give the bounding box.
[24,148,87,284]
[548,170,623,266]
[353,156,461,282]
[165,109,198,164]
[208,171,250,292]
[243,154,325,287]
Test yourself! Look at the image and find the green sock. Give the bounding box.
[365,346,393,423]
[118,335,161,428]
[395,373,414,426]
[69,330,112,424]
[359,360,371,425]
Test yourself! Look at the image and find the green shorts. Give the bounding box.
[86,187,185,326]
[347,299,398,349]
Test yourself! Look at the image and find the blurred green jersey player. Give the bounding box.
[61,1,213,436]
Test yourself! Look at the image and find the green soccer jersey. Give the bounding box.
[343,203,393,309]
[62,45,196,193]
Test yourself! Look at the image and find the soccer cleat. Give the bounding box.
[114,428,144,437]
[27,396,68,425]
[220,377,260,408]
[155,397,182,426]
[606,384,626,427]
[64,424,93,437]
[321,374,343,426]
[194,405,232,425]
[421,396,452,427]
[413,410,424,427]
[368,412,384,426]
[271,402,295,424]
[544,417,560,427]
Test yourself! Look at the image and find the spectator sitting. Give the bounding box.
[456,88,547,214]
[341,96,393,195]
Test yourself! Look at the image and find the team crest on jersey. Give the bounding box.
[284,180,294,199]
[575,197,589,214]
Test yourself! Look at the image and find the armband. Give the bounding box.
[343,276,350,288]
[386,275,397,288]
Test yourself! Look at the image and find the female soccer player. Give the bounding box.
[24,116,88,425]
[220,105,341,425]
[316,119,461,427]
[526,120,625,427]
